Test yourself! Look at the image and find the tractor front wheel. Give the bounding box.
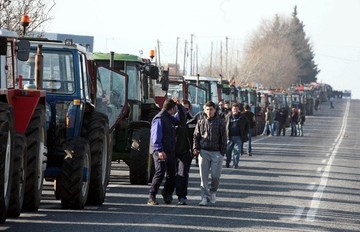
[7,134,27,217]
[60,137,91,209]
[0,103,15,223]
[130,127,150,185]
[22,105,46,212]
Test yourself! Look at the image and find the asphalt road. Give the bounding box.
[2,98,359,232]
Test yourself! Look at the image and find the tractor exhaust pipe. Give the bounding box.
[34,44,43,90]
[110,51,114,69]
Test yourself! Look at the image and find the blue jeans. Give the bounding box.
[272,121,279,136]
[262,122,272,135]
[291,121,297,136]
[226,136,243,167]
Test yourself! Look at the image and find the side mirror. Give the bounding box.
[0,37,7,55]
[143,64,159,80]
[17,40,30,61]
[161,71,169,91]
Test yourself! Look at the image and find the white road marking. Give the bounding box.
[306,100,350,221]
[307,182,316,190]
[292,206,305,221]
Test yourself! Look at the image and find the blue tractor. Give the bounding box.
[18,39,128,209]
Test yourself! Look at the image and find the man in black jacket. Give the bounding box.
[193,101,227,206]
[174,99,193,205]
[225,103,249,168]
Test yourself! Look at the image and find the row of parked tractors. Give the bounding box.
[1,17,165,223]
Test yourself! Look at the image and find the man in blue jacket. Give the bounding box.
[148,99,179,205]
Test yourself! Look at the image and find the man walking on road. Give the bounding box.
[242,104,256,156]
[148,99,178,205]
[193,101,227,206]
[225,103,249,168]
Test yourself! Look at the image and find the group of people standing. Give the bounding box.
[262,106,305,137]
[147,99,255,206]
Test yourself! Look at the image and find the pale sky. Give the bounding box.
[46,0,360,99]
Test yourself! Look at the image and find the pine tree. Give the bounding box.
[288,6,320,83]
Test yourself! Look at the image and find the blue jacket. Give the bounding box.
[150,108,178,153]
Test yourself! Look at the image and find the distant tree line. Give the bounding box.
[201,6,320,89]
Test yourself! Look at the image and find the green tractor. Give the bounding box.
[93,52,162,185]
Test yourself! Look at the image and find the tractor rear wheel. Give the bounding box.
[22,105,46,212]
[60,137,91,209]
[129,127,150,185]
[7,134,27,217]
[0,103,15,223]
[81,112,110,205]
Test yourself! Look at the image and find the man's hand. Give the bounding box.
[172,96,180,104]
[158,151,167,160]
[193,149,200,156]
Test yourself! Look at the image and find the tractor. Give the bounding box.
[0,28,46,222]
[93,52,162,185]
[17,39,128,209]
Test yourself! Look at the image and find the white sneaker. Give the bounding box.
[210,192,216,204]
[199,198,208,206]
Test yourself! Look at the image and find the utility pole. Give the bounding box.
[157,40,161,66]
[220,40,223,77]
[210,41,213,77]
[196,44,199,75]
[226,36,228,80]
[183,40,187,75]
[190,34,194,75]
[175,37,179,75]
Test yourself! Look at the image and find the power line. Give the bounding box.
[317,53,360,62]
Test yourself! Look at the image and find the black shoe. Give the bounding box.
[249,153,252,156]
[225,163,230,168]
[177,198,187,205]
[147,199,159,205]
[161,192,173,204]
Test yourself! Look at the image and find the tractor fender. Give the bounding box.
[128,120,150,131]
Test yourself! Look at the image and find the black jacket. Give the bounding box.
[225,113,249,143]
[175,105,193,156]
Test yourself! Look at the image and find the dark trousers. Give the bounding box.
[175,151,192,200]
[279,122,286,136]
[149,151,176,199]
[291,121,297,136]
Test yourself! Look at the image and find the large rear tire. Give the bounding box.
[7,134,27,218]
[81,112,110,205]
[129,127,150,185]
[60,138,91,209]
[22,105,46,212]
[0,103,15,223]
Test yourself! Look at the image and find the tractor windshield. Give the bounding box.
[96,66,127,127]
[18,50,75,94]
[125,64,141,101]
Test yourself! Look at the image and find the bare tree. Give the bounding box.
[0,0,55,36]
[238,15,299,89]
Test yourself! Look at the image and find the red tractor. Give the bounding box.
[0,28,46,223]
